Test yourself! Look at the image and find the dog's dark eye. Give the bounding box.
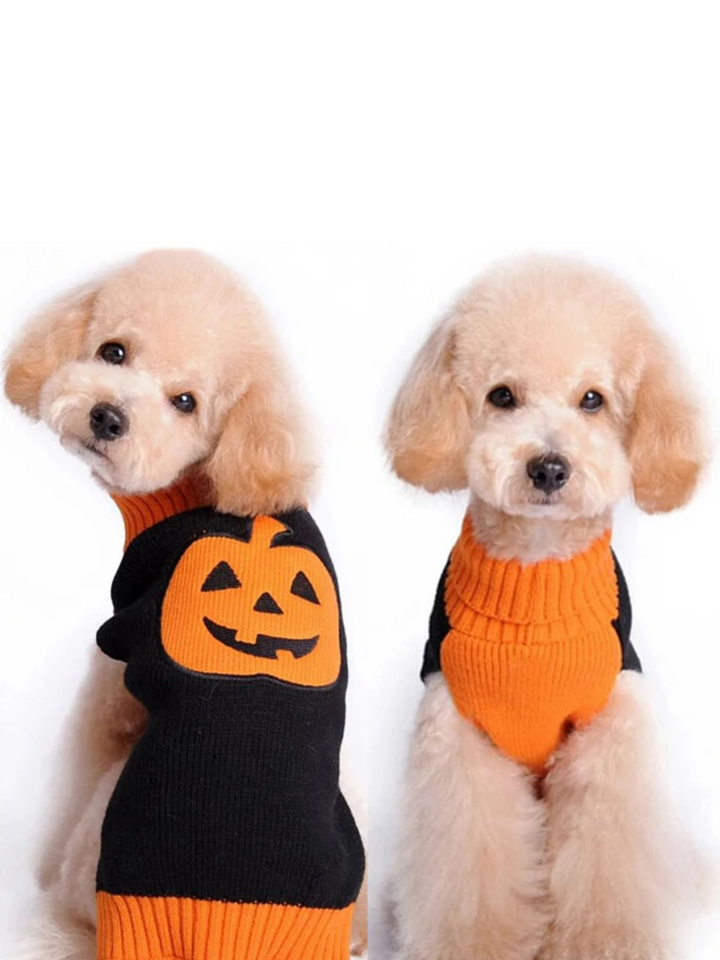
[580,390,604,412]
[98,342,126,365]
[487,385,516,409]
[171,393,196,414]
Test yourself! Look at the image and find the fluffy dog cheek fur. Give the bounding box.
[466,414,632,520]
[95,401,208,493]
[39,362,211,495]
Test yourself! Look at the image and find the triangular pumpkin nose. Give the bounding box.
[253,592,284,614]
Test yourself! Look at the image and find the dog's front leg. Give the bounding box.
[390,674,549,960]
[542,670,699,960]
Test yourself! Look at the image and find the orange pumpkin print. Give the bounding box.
[160,516,341,686]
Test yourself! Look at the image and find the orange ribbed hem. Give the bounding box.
[96,893,355,960]
[111,473,212,550]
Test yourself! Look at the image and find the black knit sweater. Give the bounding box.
[95,507,364,911]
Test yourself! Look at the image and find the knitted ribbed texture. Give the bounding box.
[159,516,341,686]
[440,514,622,771]
[94,495,364,960]
[112,473,211,550]
[96,894,355,960]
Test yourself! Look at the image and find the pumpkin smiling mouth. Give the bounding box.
[202,617,320,660]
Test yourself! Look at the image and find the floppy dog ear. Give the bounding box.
[4,283,97,418]
[627,330,706,514]
[386,315,471,492]
[204,375,317,518]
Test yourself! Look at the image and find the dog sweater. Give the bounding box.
[422,513,641,772]
[95,477,365,960]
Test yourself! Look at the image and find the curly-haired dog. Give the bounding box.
[385,255,706,960]
[4,249,367,960]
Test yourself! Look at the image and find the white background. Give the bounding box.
[1,2,719,959]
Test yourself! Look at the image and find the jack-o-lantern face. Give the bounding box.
[160,516,340,686]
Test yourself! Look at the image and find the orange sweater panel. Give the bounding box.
[440,516,621,772]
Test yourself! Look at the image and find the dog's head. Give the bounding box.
[4,250,315,516]
[387,256,705,519]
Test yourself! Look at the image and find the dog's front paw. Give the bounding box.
[539,925,669,960]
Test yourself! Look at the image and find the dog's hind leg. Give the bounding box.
[390,674,549,960]
[38,649,145,890]
[340,757,368,958]
[541,670,702,960]
[11,906,96,960]
[15,760,125,960]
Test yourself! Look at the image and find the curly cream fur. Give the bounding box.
[4,250,365,959]
[36,652,146,893]
[391,675,549,960]
[5,248,317,513]
[386,254,706,526]
[387,255,707,959]
[540,671,698,960]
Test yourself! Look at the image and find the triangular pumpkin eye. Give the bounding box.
[202,561,241,592]
[253,592,284,614]
[290,570,320,604]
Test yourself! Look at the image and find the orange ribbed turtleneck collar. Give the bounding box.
[449,513,616,626]
[111,473,213,550]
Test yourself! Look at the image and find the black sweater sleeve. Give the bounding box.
[421,558,452,682]
[96,599,146,662]
[611,550,642,673]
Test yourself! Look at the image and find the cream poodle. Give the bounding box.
[385,255,707,960]
[4,249,367,960]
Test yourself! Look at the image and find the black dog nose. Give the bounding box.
[527,454,571,494]
[89,403,128,442]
